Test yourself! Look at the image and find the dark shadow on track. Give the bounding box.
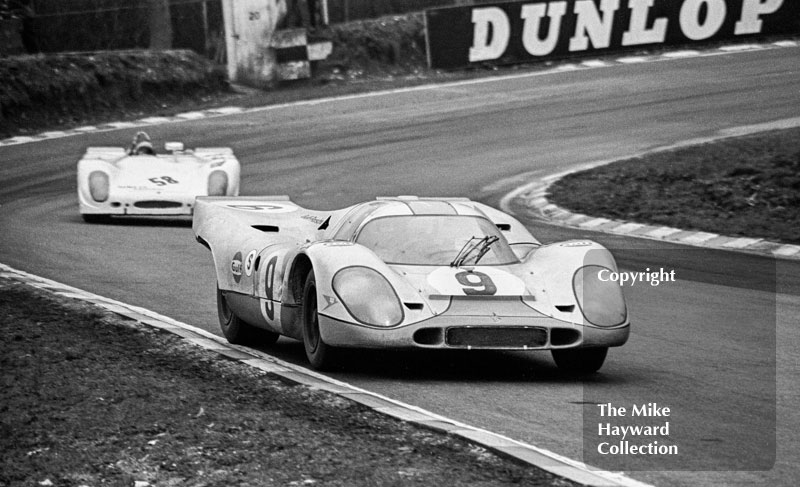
[73,215,193,227]
[252,338,630,384]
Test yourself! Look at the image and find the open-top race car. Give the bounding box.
[78,132,240,222]
[193,196,630,373]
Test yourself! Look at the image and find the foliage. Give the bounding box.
[0,49,227,128]
[316,12,427,75]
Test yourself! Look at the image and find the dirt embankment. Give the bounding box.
[0,50,229,137]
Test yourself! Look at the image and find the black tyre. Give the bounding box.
[82,214,111,224]
[216,286,279,346]
[301,270,338,370]
[551,347,608,375]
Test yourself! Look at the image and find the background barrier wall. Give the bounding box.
[426,0,799,69]
[221,0,286,87]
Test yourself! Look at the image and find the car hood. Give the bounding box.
[111,156,204,192]
[390,263,529,297]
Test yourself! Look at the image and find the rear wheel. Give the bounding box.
[216,286,279,346]
[301,270,338,370]
[551,347,608,375]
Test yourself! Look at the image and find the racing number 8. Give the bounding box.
[455,271,497,296]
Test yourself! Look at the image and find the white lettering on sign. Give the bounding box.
[569,0,621,51]
[521,2,568,56]
[680,0,727,40]
[622,0,668,46]
[735,0,784,34]
[463,0,786,64]
[469,7,511,61]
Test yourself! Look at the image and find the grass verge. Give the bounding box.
[0,50,228,138]
[547,127,800,245]
[0,278,576,486]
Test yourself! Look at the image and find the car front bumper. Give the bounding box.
[79,191,196,216]
[319,312,629,351]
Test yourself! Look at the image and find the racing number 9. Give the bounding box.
[455,271,497,296]
[263,256,278,320]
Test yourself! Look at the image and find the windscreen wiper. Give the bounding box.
[450,235,499,267]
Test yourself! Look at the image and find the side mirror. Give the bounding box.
[164,142,185,152]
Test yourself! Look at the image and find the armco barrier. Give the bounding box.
[425,0,799,69]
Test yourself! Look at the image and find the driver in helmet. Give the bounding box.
[129,131,155,156]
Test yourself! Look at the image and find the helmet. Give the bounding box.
[130,131,155,155]
[134,141,155,155]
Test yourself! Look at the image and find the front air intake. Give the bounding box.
[413,328,443,345]
[446,326,547,348]
[134,201,183,209]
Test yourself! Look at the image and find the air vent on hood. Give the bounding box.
[252,225,279,232]
[555,305,575,313]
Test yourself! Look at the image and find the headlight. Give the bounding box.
[573,265,627,327]
[333,266,403,327]
[88,171,109,202]
[207,170,228,196]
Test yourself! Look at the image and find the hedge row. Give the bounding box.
[318,13,427,74]
[0,49,227,129]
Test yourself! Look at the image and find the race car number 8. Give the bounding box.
[455,271,497,296]
[149,176,179,186]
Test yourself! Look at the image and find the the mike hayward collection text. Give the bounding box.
[595,403,678,455]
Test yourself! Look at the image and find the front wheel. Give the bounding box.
[551,347,608,375]
[216,286,279,346]
[301,270,338,370]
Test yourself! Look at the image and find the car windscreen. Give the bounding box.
[355,215,519,265]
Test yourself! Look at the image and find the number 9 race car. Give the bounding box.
[193,196,630,374]
[78,132,240,223]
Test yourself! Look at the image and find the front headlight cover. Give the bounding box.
[207,170,228,196]
[88,171,109,202]
[573,265,627,327]
[333,266,403,327]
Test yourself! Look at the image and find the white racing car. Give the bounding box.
[77,132,240,222]
[193,195,630,373]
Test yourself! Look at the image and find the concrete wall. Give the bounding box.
[222,0,287,87]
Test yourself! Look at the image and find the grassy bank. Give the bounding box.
[0,50,229,137]
[547,127,800,245]
[0,278,575,486]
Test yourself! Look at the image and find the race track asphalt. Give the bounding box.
[1,45,799,487]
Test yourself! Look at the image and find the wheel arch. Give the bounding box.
[285,252,313,306]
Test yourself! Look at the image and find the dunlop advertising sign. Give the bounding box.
[425,0,797,69]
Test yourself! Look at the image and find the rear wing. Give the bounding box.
[192,196,332,252]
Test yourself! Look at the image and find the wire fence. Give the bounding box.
[326,0,489,23]
[7,0,223,56]
[3,0,489,55]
